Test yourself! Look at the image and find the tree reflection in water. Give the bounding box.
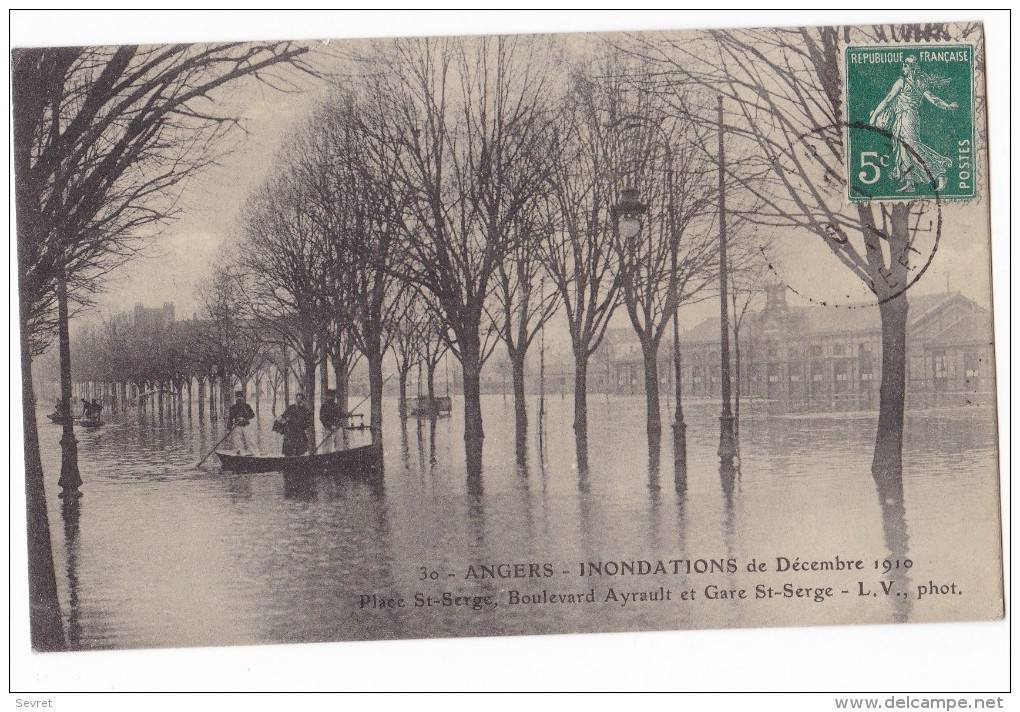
[35,396,997,647]
[60,496,82,650]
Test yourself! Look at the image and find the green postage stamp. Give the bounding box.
[845,44,976,201]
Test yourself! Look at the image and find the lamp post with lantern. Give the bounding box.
[716,95,737,466]
[611,116,688,483]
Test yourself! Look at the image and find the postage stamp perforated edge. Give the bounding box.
[842,41,979,204]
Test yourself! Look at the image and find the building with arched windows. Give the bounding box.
[608,285,995,411]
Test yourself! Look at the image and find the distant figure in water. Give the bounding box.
[228,390,255,454]
[90,399,102,420]
[275,392,312,456]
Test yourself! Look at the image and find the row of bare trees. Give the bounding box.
[15,23,977,649]
[232,38,757,485]
[68,273,271,420]
[13,41,314,650]
[233,23,982,495]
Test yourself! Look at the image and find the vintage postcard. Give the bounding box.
[11,14,1004,681]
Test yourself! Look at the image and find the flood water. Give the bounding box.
[37,394,1003,650]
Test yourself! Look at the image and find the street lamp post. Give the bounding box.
[611,117,688,483]
[56,266,82,497]
[717,96,737,465]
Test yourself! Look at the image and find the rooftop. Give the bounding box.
[679,291,986,345]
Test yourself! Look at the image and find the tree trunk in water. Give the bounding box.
[283,365,290,408]
[56,274,82,494]
[573,355,589,475]
[197,378,206,420]
[673,344,687,489]
[208,379,216,420]
[397,368,409,421]
[302,343,316,441]
[334,361,348,418]
[21,345,67,650]
[12,65,66,647]
[319,343,329,405]
[367,348,384,457]
[220,377,231,420]
[511,352,528,464]
[642,346,662,449]
[872,292,909,503]
[461,343,485,485]
[733,336,741,440]
[426,363,437,403]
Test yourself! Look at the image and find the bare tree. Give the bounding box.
[631,23,973,494]
[541,62,627,474]
[241,174,328,426]
[610,95,720,453]
[324,320,361,422]
[413,300,452,408]
[390,291,426,421]
[298,92,409,453]
[728,258,769,440]
[490,210,561,463]
[199,264,264,411]
[12,42,312,649]
[370,36,557,480]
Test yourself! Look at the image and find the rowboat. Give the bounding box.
[47,412,103,427]
[217,444,377,476]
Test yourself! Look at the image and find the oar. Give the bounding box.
[340,374,392,427]
[309,426,338,456]
[308,384,381,455]
[196,425,235,468]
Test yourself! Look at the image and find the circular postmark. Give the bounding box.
[756,121,942,310]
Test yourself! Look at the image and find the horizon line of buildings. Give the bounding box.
[53,287,996,413]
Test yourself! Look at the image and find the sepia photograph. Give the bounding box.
[8,9,1009,696]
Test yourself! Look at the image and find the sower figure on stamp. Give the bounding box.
[275,392,312,456]
[869,55,958,194]
[228,390,256,454]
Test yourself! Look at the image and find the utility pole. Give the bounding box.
[717,95,737,465]
[668,159,687,487]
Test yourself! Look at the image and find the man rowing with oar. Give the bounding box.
[228,390,256,454]
[319,389,342,451]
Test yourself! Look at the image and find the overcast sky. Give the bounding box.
[11,11,999,338]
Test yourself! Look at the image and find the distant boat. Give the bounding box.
[217,444,377,476]
[409,395,452,418]
[138,388,176,399]
[46,412,102,427]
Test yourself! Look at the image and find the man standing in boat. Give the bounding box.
[228,390,256,454]
[320,389,340,430]
[275,392,312,456]
[318,388,342,452]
